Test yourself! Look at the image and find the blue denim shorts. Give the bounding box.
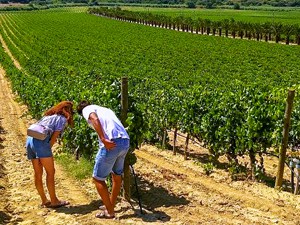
[26,135,52,160]
[93,138,130,181]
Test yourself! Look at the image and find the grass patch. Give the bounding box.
[55,153,93,180]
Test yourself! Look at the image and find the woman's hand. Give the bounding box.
[50,131,61,147]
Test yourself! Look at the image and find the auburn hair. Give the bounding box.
[44,101,74,128]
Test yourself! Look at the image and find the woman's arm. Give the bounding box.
[50,131,61,148]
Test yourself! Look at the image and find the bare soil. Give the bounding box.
[1,31,300,225]
[0,3,27,8]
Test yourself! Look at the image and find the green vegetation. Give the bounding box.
[122,6,300,24]
[0,8,300,180]
[93,7,300,44]
[55,153,94,179]
[0,3,89,11]
[202,162,215,175]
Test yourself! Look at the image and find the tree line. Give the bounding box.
[89,7,300,45]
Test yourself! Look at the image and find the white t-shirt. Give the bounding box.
[82,105,129,141]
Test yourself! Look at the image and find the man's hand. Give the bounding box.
[88,112,117,150]
[101,138,116,150]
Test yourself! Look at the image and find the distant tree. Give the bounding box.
[222,19,230,37]
[272,22,283,43]
[245,22,254,40]
[205,2,214,8]
[236,21,245,39]
[185,17,194,32]
[233,3,240,9]
[261,22,272,42]
[254,23,262,41]
[186,1,196,8]
[204,18,211,35]
[294,24,300,45]
[283,24,295,45]
[174,15,184,31]
[89,0,98,5]
[211,20,220,36]
[230,18,237,38]
[198,17,205,34]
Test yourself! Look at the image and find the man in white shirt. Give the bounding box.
[77,100,130,219]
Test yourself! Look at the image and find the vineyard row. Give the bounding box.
[89,7,300,45]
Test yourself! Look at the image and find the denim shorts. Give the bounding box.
[26,134,52,160]
[93,138,130,181]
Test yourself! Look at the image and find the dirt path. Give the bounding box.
[0,36,21,70]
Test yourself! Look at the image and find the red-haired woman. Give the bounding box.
[26,101,74,208]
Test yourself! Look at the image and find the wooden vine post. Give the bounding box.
[275,89,295,189]
[121,77,131,201]
[162,128,167,149]
[173,127,178,155]
[184,133,190,160]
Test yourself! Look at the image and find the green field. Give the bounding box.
[123,6,300,24]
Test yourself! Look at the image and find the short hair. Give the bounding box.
[77,100,90,116]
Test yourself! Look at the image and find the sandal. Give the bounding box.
[99,205,106,210]
[47,200,70,209]
[95,211,115,219]
[40,201,51,208]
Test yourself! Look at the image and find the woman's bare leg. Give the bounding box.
[39,157,60,205]
[31,159,49,205]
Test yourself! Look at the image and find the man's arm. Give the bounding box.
[89,112,116,150]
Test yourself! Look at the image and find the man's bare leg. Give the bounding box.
[93,178,115,216]
[110,173,122,208]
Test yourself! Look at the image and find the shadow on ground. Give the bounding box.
[0,120,5,151]
[55,174,189,223]
[123,172,190,222]
[54,199,100,215]
[57,174,189,222]
[0,211,12,225]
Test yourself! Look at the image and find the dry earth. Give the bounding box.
[1,25,300,225]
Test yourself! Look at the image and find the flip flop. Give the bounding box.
[47,200,70,209]
[99,205,106,210]
[40,201,51,208]
[95,211,115,219]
